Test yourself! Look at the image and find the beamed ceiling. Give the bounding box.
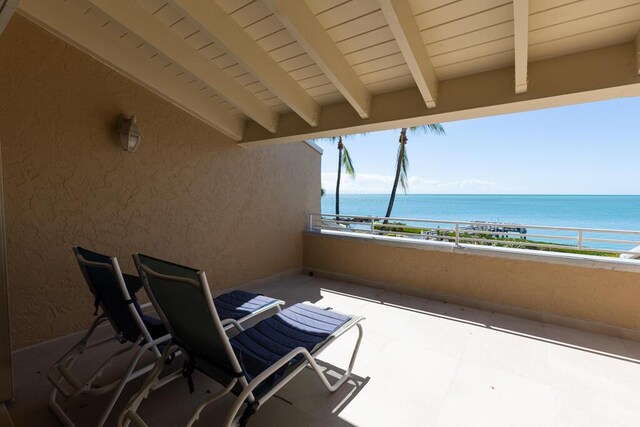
[16,0,640,146]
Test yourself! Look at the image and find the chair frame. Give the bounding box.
[119,258,364,427]
[49,249,283,427]
[48,249,179,427]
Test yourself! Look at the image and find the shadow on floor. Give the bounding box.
[287,276,640,366]
[9,273,640,426]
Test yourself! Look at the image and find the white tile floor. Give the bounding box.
[8,274,640,426]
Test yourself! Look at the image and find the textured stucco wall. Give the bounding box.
[0,16,320,349]
[304,233,640,331]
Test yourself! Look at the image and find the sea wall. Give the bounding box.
[0,16,320,349]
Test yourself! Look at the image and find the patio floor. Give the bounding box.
[6,274,640,426]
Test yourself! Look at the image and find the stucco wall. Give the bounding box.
[304,232,640,332]
[0,16,320,349]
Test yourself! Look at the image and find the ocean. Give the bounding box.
[320,194,640,251]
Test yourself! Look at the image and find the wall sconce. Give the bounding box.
[117,114,142,153]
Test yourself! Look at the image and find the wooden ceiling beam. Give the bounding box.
[263,0,371,119]
[87,0,278,133]
[240,42,640,146]
[635,29,640,75]
[514,0,530,94]
[169,0,320,127]
[379,0,439,108]
[18,0,244,140]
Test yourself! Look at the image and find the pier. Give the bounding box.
[463,221,527,238]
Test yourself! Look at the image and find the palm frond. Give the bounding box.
[313,135,341,144]
[341,131,368,142]
[342,145,356,178]
[407,124,446,136]
[314,131,368,144]
[398,143,409,193]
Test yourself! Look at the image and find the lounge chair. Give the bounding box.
[48,247,284,427]
[118,254,364,427]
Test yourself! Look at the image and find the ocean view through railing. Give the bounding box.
[308,213,640,258]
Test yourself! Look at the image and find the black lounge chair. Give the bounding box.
[118,254,364,427]
[48,247,283,427]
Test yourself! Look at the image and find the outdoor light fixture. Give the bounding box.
[117,114,142,153]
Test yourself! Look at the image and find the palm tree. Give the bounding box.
[318,135,356,217]
[334,136,356,217]
[384,125,445,224]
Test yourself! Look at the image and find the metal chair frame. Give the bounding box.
[48,249,284,427]
[118,258,364,427]
[48,250,174,427]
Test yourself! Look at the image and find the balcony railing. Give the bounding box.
[308,213,640,258]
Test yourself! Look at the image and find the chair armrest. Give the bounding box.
[139,302,153,311]
[221,318,245,333]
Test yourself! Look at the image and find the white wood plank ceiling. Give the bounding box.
[16,0,640,145]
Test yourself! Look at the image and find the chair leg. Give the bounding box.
[49,339,146,426]
[48,315,109,399]
[96,343,152,427]
[78,343,140,397]
[117,343,175,427]
[49,388,75,427]
[120,344,235,427]
[185,379,237,427]
[224,321,364,427]
[312,323,364,392]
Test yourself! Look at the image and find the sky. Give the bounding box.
[316,97,640,195]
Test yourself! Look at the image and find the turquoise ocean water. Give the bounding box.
[321,195,640,251]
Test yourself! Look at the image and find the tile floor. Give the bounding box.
[6,274,640,426]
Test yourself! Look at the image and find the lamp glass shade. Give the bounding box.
[117,115,142,152]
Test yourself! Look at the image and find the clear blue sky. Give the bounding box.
[316,97,640,195]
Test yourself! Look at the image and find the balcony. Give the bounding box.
[3,1,640,425]
[7,273,640,425]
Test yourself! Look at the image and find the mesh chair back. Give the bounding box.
[135,254,241,383]
[74,247,144,343]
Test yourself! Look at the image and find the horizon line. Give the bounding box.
[321,193,640,196]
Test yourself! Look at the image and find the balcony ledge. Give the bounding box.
[305,229,640,274]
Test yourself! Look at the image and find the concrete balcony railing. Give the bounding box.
[304,213,640,339]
